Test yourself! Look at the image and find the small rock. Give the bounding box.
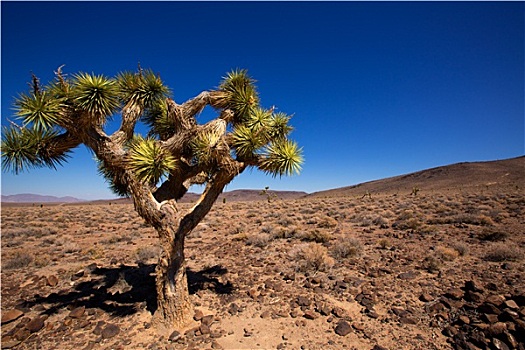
[503,299,519,309]
[399,317,418,325]
[303,310,318,320]
[25,316,45,333]
[492,338,510,350]
[465,280,484,293]
[260,310,271,318]
[101,324,120,339]
[372,346,388,350]
[297,296,311,307]
[334,320,352,336]
[445,288,464,300]
[169,330,181,342]
[332,307,346,318]
[487,322,507,336]
[211,340,223,349]
[199,323,211,335]
[485,294,506,306]
[419,293,434,302]
[1,309,24,324]
[482,313,499,324]
[193,309,204,321]
[366,308,379,319]
[69,306,86,318]
[46,275,59,287]
[464,290,483,303]
[201,314,214,326]
[398,271,419,280]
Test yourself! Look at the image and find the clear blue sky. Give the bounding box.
[2,2,524,200]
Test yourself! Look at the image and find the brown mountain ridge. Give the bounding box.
[308,156,524,199]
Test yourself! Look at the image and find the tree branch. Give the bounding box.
[111,101,143,144]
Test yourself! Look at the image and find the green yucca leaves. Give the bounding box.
[142,100,176,139]
[246,107,272,134]
[232,125,265,159]
[217,69,259,122]
[191,120,227,165]
[128,136,177,184]
[118,69,170,109]
[260,139,303,177]
[269,112,293,140]
[72,72,120,119]
[14,91,63,130]
[1,127,70,174]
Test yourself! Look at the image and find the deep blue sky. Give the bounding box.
[2,2,524,200]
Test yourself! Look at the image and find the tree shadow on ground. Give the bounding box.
[23,263,233,318]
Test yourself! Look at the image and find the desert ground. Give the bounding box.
[1,159,524,350]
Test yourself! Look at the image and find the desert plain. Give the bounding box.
[1,157,524,350]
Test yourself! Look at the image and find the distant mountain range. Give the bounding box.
[1,193,86,203]
[3,156,523,204]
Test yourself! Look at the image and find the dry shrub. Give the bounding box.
[436,246,459,261]
[422,255,442,273]
[292,243,334,273]
[135,246,160,263]
[477,230,509,242]
[3,251,33,270]
[451,242,469,256]
[298,229,332,243]
[378,238,391,249]
[246,233,271,248]
[484,244,522,262]
[332,237,363,259]
[316,216,338,229]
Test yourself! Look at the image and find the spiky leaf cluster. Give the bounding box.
[260,140,303,177]
[118,69,170,109]
[15,91,63,131]
[1,127,70,174]
[215,69,259,123]
[142,99,176,139]
[191,119,227,166]
[127,136,177,184]
[71,73,120,122]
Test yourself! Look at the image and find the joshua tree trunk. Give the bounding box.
[152,224,194,333]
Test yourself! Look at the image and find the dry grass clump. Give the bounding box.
[298,229,332,243]
[316,215,338,229]
[484,244,522,262]
[3,251,34,270]
[422,255,442,273]
[291,243,334,273]
[246,233,271,248]
[476,229,509,242]
[331,237,363,260]
[135,246,161,263]
[436,246,459,261]
[451,242,469,256]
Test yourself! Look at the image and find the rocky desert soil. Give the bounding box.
[2,184,524,349]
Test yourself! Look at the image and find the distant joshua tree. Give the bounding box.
[1,67,303,333]
[260,186,278,203]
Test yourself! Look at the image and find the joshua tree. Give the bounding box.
[1,67,303,332]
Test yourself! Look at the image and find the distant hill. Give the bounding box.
[307,156,524,199]
[1,193,85,203]
[92,189,308,204]
[1,189,307,206]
